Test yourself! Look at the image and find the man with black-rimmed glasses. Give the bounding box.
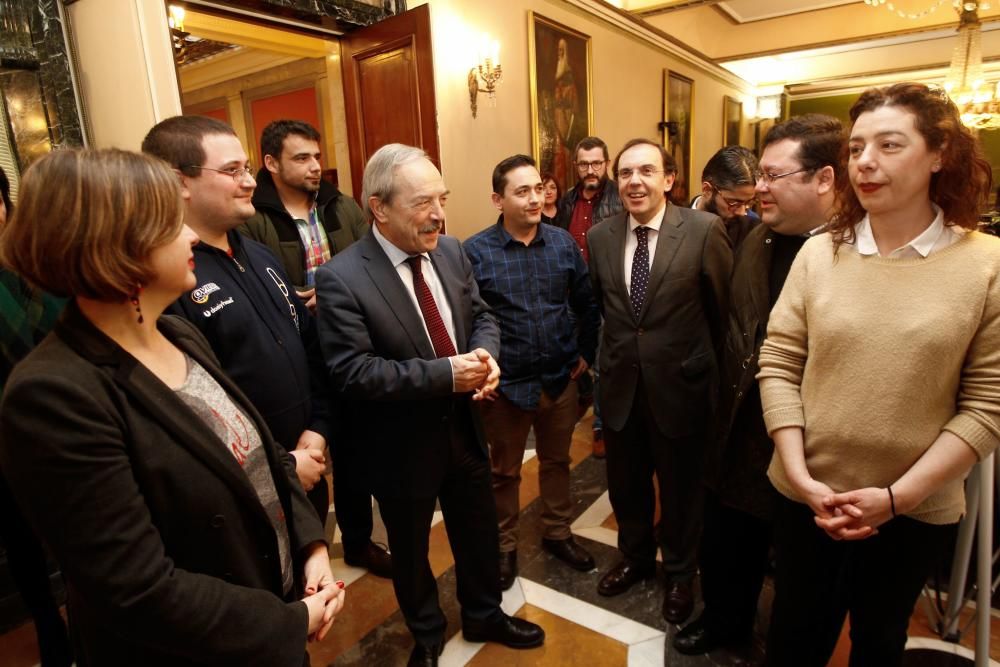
[143,115,334,525]
[675,114,842,658]
[692,145,760,251]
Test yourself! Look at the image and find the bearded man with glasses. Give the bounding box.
[143,116,334,526]
[692,145,760,251]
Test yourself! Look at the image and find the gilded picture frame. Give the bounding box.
[723,95,742,147]
[663,70,694,205]
[529,12,593,195]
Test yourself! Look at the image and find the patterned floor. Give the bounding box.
[1,413,998,666]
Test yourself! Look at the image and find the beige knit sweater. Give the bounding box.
[757,231,1000,524]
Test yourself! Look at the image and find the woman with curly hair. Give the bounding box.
[757,83,1000,666]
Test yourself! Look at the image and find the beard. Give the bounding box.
[582,175,605,193]
[555,53,570,81]
[703,194,721,217]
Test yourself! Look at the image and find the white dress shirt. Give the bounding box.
[624,201,667,295]
[372,223,458,351]
[854,204,964,259]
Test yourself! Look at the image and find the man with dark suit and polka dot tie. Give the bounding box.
[585,138,732,626]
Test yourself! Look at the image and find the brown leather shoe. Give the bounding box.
[592,428,606,459]
[662,580,694,624]
[597,559,655,596]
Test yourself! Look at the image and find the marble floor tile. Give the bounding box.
[5,412,1000,667]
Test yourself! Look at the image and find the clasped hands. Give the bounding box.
[300,542,345,642]
[450,347,500,400]
[796,477,896,542]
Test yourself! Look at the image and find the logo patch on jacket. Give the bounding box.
[190,282,221,304]
[202,297,234,318]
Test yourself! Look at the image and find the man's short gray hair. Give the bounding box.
[361,143,429,221]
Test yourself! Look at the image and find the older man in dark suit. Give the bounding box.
[587,138,732,624]
[314,144,544,666]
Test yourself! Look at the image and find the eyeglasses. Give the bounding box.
[575,160,607,172]
[186,164,255,183]
[758,167,813,185]
[617,166,664,181]
[710,185,757,210]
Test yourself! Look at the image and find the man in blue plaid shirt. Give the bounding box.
[464,154,600,591]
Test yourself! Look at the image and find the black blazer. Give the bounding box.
[0,302,324,667]
[587,204,733,438]
[314,231,499,499]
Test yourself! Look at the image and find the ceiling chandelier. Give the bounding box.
[943,1,1000,130]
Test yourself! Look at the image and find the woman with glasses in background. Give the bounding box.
[757,83,1000,666]
[0,149,344,666]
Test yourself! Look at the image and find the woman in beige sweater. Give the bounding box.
[757,83,1000,666]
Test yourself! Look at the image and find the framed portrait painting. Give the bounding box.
[723,95,742,147]
[529,12,593,195]
[663,70,694,205]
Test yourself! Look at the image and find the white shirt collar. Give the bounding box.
[628,201,667,234]
[372,222,429,267]
[854,204,945,258]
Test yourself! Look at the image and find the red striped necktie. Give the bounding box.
[406,256,457,358]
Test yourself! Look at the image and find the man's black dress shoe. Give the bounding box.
[499,550,518,591]
[597,559,655,596]
[673,616,714,655]
[542,537,595,571]
[343,541,393,578]
[662,580,694,624]
[462,613,545,648]
[407,642,443,666]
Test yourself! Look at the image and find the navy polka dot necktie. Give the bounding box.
[630,226,650,318]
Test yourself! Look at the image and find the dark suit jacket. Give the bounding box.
[314,231,499,499]
[0,302,324,667]
[706,225,802,520]
[587,204,733,438]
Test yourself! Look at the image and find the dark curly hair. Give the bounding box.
[831,83,992,251]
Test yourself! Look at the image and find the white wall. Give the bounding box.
[67,0,181,149]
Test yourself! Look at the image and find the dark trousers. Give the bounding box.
[376,420,503,646]
[698,489,773,642]
[0,473,72,667]
[605,382,704,579]
[765,495,956,667]
[330,440,373,555]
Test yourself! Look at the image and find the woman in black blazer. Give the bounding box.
[0,149,344,666]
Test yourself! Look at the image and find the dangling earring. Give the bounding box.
[129,285,144,324]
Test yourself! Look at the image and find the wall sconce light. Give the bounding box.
[168,5,186,32]
[469,38,502,118]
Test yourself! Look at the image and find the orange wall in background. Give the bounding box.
[199,106,230,124]
[250,87,320,150]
